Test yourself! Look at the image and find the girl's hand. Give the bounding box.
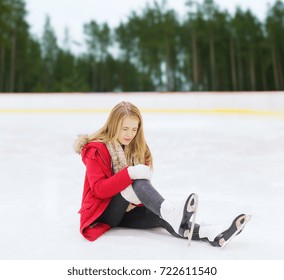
[127,164,152,180]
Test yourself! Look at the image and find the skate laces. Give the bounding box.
[199,220,230,242]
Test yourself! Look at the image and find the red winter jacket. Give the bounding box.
[78,142,133,241]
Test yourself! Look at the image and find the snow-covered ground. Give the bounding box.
[0,92,284,260]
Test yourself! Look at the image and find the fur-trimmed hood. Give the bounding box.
[74,134,90,154]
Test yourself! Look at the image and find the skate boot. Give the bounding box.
[160,193,198,245]
[199,214,251,248]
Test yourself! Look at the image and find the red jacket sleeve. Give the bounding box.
[84,148,133,199]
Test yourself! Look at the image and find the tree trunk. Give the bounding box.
[10,28,17,92]
[166,43,174,91]
[261,63,268,91]
[271,45,280,90]
[277,55,283,89]
[249,46,256,91]
[0,46,5,92]
[230,38,237,91]
[209,32,216,91]
[92,60,96,92]
[192,28,198,90]
[237,43,243,90]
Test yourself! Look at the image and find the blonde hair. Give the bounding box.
[74,101,153,168]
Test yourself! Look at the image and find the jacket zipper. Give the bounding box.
[97,150,113,174]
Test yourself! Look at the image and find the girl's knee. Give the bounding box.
[132,179,150,188]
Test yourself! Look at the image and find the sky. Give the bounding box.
[24,0,274,53]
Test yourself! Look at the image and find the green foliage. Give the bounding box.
[0,0,283,92]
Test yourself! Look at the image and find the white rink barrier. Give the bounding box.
[0,92,283,118]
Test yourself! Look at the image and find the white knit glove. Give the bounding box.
[121,184,141,205]
[127,164,152,180]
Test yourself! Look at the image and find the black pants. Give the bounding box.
[96,190,200,240]
[96,192,180,237]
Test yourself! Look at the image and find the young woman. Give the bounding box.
[74,101,250,248]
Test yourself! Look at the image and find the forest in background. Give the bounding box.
[0,0,284,93]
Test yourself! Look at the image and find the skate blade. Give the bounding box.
[220,214,252,250]
[186,193,198,247]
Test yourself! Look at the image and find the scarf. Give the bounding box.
[106,142,141,205]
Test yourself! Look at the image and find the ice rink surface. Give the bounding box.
[0,93,284,260]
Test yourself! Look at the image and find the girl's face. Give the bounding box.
[117,116,139,145]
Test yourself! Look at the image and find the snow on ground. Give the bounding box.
[0,92,284,260]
